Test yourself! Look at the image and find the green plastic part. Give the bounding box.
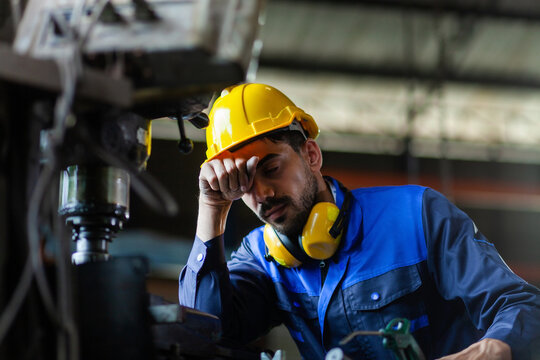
[380,318,426,360]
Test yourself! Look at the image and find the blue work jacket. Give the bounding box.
[179,178,540,359]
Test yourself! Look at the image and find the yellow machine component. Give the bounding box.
[300,202,342,260]
[143,121,152,169]
[205,83,319,162]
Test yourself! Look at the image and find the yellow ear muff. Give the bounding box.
[300,202,342,260]
[263,225,302,268]
[263,190,351,267]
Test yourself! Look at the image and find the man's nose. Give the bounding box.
[251,180,274,203]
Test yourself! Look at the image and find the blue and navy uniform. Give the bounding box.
[179,177,540,359]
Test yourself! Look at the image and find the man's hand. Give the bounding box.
[196,156,259,241]
[199,156,259,207]
[438,338,511,360]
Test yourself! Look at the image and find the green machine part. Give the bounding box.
[338,318,426,360]
[380,318,426,360]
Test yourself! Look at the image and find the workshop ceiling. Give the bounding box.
[6,0,540,165]
[250,0,540,164]
[144,0,540,164]
[259,0,540,84]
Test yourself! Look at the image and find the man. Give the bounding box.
[179,83,540,359]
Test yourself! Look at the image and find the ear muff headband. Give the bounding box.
[329,190,352,238]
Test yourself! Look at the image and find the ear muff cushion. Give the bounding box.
[300,202,342,260]
[263,225,302,268]
[263,190,352,267]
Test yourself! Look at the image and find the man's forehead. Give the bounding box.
[224,138,284,161]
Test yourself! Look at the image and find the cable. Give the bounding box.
[0,257,33,345]
[48,176,79,360]
[26,153,61,324]
[0,18,78,349]
[49,42,81,360]
[0,0,85,355]
[9,0,21,32]
[0,19,82,353]
[24,43,80,326]
[78,0,111,51]
[0,160,63,343]
[0,59,74,349]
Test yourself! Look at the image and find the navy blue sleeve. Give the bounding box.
[178,235,282,344]
[422,188,540,359]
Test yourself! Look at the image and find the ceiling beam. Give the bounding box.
[0,44,133,106]
[275,0,540,22]
[260,57,540,90]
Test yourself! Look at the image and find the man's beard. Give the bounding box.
[258,168,318,239]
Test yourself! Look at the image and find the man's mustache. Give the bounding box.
[259,196,292,219]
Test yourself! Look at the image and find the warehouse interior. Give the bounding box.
[1,0,539,359]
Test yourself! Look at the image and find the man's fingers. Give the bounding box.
[212,161,231,192]
[235,158,249,192]
[223,158,239,191]
[204,161,228,192]
[246,156,259,177]
[200,157,256,201]
[200,162,219,191]
[246,156,259,188]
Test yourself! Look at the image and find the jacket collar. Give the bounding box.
[325,176,362,257]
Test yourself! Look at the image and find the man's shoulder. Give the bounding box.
[351,184,428,204]
[347,184,429,241]
[344,185,430,277]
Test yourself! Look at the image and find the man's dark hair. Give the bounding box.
[265,130,307,153]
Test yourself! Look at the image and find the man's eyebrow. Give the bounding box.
[256,154,280,169]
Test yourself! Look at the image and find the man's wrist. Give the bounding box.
[437,338,511,359]
[196,200,232,242]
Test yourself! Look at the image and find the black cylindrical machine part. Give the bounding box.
[74,256,154,360]
[58,111,151,264]
[59,165,130,264]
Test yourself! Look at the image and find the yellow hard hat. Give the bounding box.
[205,83,319,162]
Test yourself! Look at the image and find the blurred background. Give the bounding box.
[128,0,540,288]
[116,1,540,356]
[2,0,540,358]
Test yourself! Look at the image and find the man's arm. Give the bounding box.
[179,156,258,309]
[196,156,259,241]
[178,156,281,343]
[423,189,540,360]
[178,233,282,343]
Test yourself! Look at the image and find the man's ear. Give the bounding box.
[302,139,323,171]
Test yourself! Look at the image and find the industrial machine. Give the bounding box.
[0,0,264,359]
[326,318,426,360]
